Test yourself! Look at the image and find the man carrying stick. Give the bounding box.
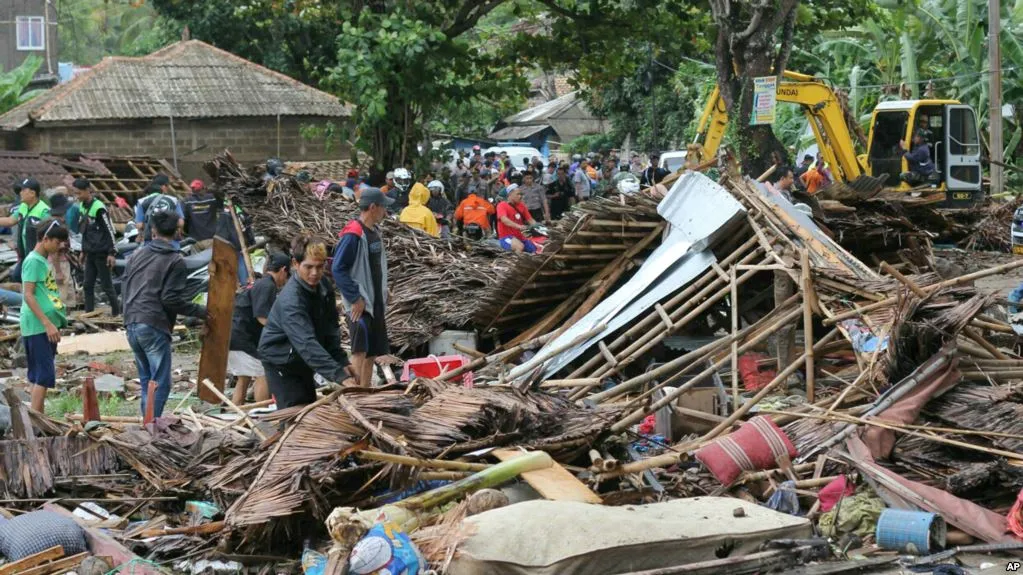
[332,188,392,387]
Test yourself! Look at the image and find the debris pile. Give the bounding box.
[7,160,1023,574]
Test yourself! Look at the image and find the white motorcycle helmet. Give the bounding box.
[617,178,640,195]
[393,168,412,193]
[427,180,445,194]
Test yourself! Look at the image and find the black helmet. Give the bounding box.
[266,158,284,177]
[465,223,484,241]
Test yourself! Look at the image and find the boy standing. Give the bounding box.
[21,219,68,412]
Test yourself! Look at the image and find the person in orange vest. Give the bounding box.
[454,183,496,240]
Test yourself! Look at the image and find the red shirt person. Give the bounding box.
[496,185,538,254]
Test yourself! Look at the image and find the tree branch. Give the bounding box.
[772,5,797,79]
[445,0,507,38]
[533,0,600,23]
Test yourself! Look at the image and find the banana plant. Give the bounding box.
[0,55,43,116]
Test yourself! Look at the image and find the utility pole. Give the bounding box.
[989,0,1004,195]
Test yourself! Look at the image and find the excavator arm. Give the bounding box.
[695,71,866,182]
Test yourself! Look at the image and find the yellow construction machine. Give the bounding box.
[694,70,983,207]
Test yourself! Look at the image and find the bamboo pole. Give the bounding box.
[565,236,761,380]
[439,332,555,382]
[802,250,815,402]
[357,451,490,471]
[824,258,1023,326]
[608,306,805,431]
[730,266,740,410]
[201,379,267,440]
[540,378,603,388]
[588,299,801,405]
[700,328,840,442]
[578,252,774,393]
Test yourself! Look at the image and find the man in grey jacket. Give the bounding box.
[260,235,353,406]
[122,210,207,417]
[331,188,391,388]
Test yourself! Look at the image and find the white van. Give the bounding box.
[658,150,688,174]
[485,146,547,171]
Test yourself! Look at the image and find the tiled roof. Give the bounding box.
[0,40,350,131]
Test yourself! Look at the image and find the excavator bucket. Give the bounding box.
[817,174,888,201]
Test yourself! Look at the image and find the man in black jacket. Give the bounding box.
[640,152,670,186]
[123,210,207,417]
[74,178,120,315]
[182,179,220,248]
[258,235,353,408]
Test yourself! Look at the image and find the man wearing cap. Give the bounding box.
[228,251,290,405]
[182,179,220,249]
[135,174,184,245]
[0,178,50,282]
[123,210,207,418]
[332,187,392,388]
[380,171,395,196]
[74,178,120,316]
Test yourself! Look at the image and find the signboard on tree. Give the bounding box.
[752,76,777,125]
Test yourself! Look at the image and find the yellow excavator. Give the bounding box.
[694,70,983,207]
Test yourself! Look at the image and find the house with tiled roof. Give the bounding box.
[0,40,351,178]
[489,91,606,155]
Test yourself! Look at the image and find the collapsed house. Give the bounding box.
[5,160,1023,573]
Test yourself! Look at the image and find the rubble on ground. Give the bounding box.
[7,157,1023,574]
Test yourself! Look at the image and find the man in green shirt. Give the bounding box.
[0,178,50,282]
[20,219,68,413]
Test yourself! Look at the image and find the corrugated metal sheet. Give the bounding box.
[0,40,350,131]
[488,124,551,140]
[508,172,747,380]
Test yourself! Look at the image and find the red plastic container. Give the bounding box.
[401,355,474,387]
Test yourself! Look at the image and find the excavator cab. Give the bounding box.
[866,100,982,207]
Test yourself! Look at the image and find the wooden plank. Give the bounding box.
[18,552,87,575]
[0,545,64,575]
[3,387,35,440]
[58,331,131,355]
[42,504,164,575]
[197,237,238,403]
[492,449,602,504]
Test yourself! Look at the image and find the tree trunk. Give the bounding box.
[710,0,798,175]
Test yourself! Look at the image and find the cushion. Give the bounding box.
[695,415,797,484]
[0,510,87,561]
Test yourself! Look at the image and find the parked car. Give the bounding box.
[485,145,547,171]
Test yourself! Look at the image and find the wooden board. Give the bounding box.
[42,503,163,575]
[0,545,64,575]
[58,331,131,355]
[492,448,602,504]
[19,552,87,575]
[197,237,239,403]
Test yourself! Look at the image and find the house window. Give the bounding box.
[16,16,45,51]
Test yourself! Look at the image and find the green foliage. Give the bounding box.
[562,133,620,155]
[0,55,44,116]
[324,7,527,168]
[58,0,178,65]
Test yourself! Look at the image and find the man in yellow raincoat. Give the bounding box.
[398,183,439,237]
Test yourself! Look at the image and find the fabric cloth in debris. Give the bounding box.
[765,480,800,515]
[845,435,1013,544]
[860,360,961,460]
[0,510,87,561]
[738,352,776,391]
[819,476,856,512]
[695,416,798,485]
[818,489,885,538]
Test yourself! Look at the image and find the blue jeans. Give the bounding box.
[127,323,172,418]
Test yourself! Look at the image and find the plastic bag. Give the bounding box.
[348,522,425,575]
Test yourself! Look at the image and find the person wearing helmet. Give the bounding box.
[391,168,413,210]
[398,183,439,237]
[569,154,583,176]
[426,180,453,238]
[455,177,495,240]
[183,179,220,249]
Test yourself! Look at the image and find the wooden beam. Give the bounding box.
[197,237,238,403]
[0,546,64,575]
[3,387,35,440]
[19,552,87,575]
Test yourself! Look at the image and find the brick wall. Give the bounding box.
[19,115,351,179]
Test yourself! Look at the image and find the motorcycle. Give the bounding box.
[111,246,212,300]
